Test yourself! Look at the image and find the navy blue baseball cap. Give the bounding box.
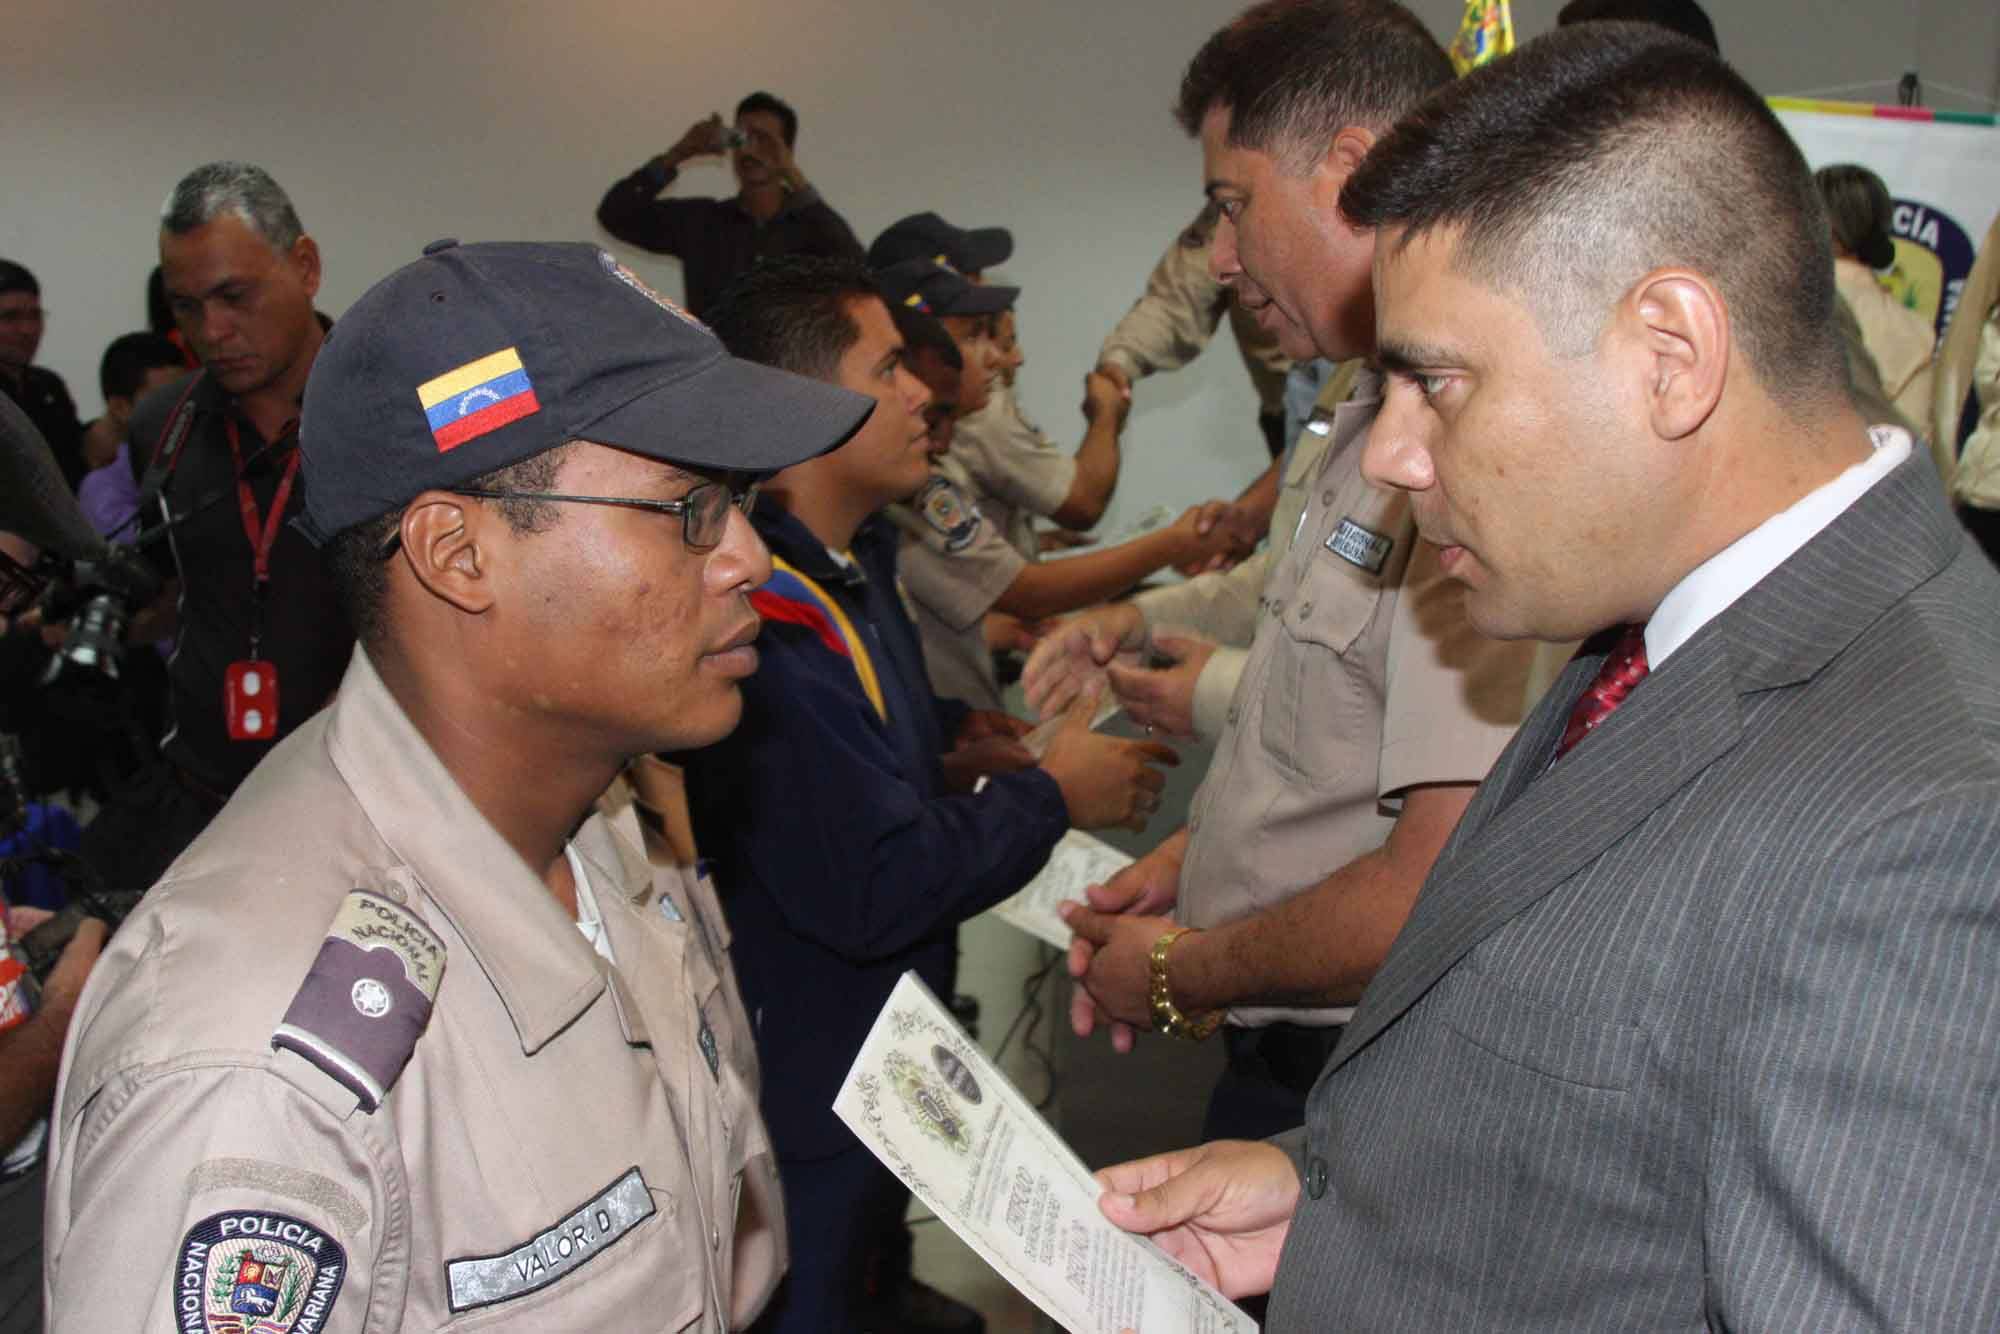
[873,258,1017,320]
[868,212,1013,274]
[296,239,873,544]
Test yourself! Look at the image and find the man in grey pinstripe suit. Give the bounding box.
[1100,23,2000,1332]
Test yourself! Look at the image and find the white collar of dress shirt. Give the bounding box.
[1646,425,1912,667]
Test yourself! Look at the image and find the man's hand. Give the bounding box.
[1021,603,1146,718]
[1082,370,1131,428]
[939,737,1036,794]
[1061,903,1175,1029]
[1038,685,1178,832]
[1105,632,1217,738]
[955,708,1033,746]
[1093,362,1134,400]
[663,113,728,168]
[981,611,1052,655]
[1061,830,1188,1052]
[1096,1141,1300,1299]
[1175,500,1262,576]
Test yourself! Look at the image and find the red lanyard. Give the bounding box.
[224,416,302,589]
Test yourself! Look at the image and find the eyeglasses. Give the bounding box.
[449,478,759,552]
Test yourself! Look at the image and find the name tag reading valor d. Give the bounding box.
[1326,517,1393,575]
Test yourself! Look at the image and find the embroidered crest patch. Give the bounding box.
[915,475,980,553]
[172,1210,347,1333]
[1325,516,1394,575]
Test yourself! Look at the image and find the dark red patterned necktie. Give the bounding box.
[1555,624,1649,760]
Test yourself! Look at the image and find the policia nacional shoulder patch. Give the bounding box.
[914,474,981,553]
[173,1209,347,1333]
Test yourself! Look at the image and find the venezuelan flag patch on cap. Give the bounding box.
[417,347,540,452]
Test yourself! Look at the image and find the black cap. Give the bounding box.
[873,258,1017,320]
[297,240,873,545]
[867,212,1013,274]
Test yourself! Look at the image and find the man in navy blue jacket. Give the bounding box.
[685,257,1175,1334]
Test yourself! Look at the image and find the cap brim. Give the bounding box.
[938,283,1019,318]
[580,354,874,474]
[959,226,1013,271]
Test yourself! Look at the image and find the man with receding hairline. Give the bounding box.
[1098,23,2000,1331]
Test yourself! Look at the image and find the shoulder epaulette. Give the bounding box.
[271,888,445,1113]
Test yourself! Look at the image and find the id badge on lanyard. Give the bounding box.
[223,417,300,742]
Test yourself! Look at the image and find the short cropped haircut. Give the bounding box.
[0,260,38,299]
[1175,0,1452,172]
[1816,164,1898,270]
[1556,0,1718,51]
[706,256,879,381]
[1341,23,1846,407]
[160,161,305,252]
[325,444,571,646]
[890,304,961,371]
[736,91,798,147]
[99,332,184,402]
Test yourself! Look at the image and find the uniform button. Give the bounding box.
[1226,704,1240,725]
[711,1226,721,1251]
[1189,815,1201,833]
[1299,601,1314,618]
[1322,490,1335,506]
[379,882,407,905]
[1305,1156,1329,1199]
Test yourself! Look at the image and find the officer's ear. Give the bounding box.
[396,492,494,615]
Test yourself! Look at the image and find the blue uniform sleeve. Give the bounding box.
[688,625,1067,963]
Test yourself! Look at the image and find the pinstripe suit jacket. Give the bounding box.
[1266,450,2000,1331]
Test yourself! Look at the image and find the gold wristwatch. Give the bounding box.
[1149,927,1223,1041]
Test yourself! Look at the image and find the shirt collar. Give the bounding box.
[1647,425,1912,668]
[324,646,647,1054]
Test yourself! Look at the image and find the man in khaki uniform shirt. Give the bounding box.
[1098,205,1294,455]
[1051,0,1548,1143]
[42,240,871,1331]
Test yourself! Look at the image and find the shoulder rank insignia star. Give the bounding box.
[271,889,445,1112]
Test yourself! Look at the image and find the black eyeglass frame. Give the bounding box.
[379,479,759,559]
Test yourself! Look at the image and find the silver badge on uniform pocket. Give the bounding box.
[1326,516,1394,574]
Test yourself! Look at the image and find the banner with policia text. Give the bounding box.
[1772,100,2000,345]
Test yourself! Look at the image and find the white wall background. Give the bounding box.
[4,0,1996,534]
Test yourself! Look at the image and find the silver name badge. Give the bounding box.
[1326,517,1393,574]
[445,1168,656,1313]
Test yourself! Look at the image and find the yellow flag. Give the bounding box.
[1448,0,1515,74]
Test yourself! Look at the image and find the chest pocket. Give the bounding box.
[1258,506,1411,780]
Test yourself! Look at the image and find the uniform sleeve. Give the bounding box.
[897,519,1025,632]
[595,162,706,257]
[1377,539,1544,799]
[952,411,1077,521]
[1097,235,1230,385]
[1133,549,1270,648]
[1704,786,2000,1330]
[46,1057,391,1332]
[694,628,1068,963]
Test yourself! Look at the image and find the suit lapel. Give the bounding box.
[1325,447,1964,1076]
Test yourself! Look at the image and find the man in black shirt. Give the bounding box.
[79,162,352,894]
[0,261,85,492]
[596,91,863,317]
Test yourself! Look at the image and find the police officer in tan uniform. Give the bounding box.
[1096,204,1294,456]
[41,240,872,1331]
[1043,1,1551,1148]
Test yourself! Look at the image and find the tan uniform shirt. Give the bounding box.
[1131,369,1351,740]
[1836,259,1937,437]
[892,466,1027,710]
[1175,378,1545,1027]
[44,649,780,1332]
[1949,302,2000,509]
[1097,224,1291,417]
[950,380,1076,562]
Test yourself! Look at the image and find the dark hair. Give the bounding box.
[98,332,185,402]
[0,260,39,299]
[1175,0,1452,172]
[147,267,174,335]
[735,91,798,147]
[1556,0,1719,52]
[1815,164,1898,269]
[326,445,571,646]
[706,256,879,381]
[1340,23,1845,406]
[890,304,961,371]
